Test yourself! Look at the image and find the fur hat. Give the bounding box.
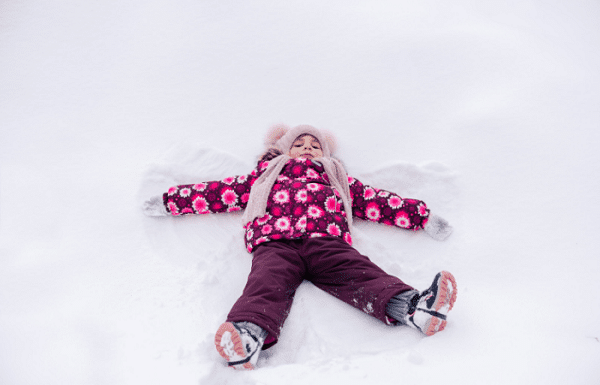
[261,124,337,161]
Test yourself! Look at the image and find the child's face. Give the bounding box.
[288,134,323,159]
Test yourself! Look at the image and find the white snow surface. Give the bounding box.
[2,1,600,384]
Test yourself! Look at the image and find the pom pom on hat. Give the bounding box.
[321,130,337,156]
[264,124,291,146]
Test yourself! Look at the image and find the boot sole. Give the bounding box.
[214,322,255,370]
[424,271,457,336]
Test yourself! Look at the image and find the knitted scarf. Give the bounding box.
[241,154,354,231]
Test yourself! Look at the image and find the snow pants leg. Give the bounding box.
[226,236,414,349]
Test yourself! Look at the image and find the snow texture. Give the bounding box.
[1,1,600,384]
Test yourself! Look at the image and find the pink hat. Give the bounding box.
[265,124,337,158]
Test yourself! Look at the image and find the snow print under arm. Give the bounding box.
[162,168,261,216]
[348,176,429,230]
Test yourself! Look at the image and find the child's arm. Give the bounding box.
[143,161,270,217]
[348,176,452,240]
[162,172,257,216]
[348,176,429,230]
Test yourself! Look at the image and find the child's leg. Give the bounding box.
[303,237,457,335]
[302,236,415,325]
[225,239,306,349]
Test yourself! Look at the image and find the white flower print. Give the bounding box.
[261,224,272,235]
[221,189,238,206]
[378,190,390,198]
[327,223,341,236]
[273,190,290,204]
[325,196,337,213]
[168,187,178,196]
[193,196,209,213]
[388,196,403,209]
[193,183,207,191]
[223,177,235,185]
[295,189,308,203]
[167,202,179,215]
[237,175,248,184]
[366,203,381,221]
[246,228,254,241]
[395,212,410,228]
[307,205,324,219]
[306,183,321,192]
[364,187,376,200]
[343,232,352,245]
[275,217,291,232]
[180,187,192,197]
[295,216,307,232]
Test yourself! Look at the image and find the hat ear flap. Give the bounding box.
[265,124,290,146]
[322,130,337,156]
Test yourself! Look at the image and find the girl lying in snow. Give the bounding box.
[143,124,457,370]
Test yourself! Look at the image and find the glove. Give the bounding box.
[142,195,169,217]
[424,213,453,241]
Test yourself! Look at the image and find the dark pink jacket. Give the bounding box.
[163,157,430,252]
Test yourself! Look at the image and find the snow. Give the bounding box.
[1,0,600,384]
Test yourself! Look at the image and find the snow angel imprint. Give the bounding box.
[143,124,456,371]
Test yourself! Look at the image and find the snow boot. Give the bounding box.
[214,321,266,370]
[407,271,457,336]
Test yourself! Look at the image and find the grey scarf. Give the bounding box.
[241,155,353,231]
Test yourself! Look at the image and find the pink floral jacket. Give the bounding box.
[163,157,430,253]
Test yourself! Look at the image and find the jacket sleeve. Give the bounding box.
[162,163,265,216]
[348,176,429,230]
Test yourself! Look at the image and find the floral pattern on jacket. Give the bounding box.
[163,157,430,253]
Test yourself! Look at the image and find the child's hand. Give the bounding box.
[424,214,453,241]
[142,195,168,216]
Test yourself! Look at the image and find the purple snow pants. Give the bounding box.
[226,236,414,349]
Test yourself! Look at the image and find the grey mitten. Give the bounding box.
[142,195,168,217]
[424,213,453,241]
